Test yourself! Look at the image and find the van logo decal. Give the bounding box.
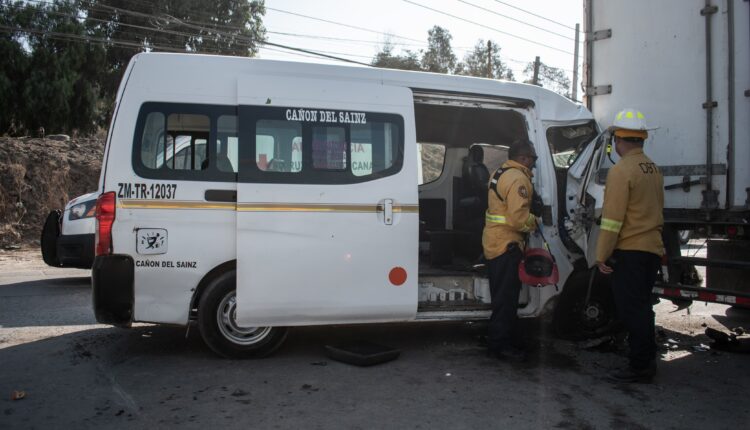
[136,228,168,255]
[285,108,366,124]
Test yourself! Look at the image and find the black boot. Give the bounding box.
[608,361,656,383]
[488,346,527,363]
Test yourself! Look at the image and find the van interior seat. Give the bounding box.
[428,145,488,267]
[459,145,489,209]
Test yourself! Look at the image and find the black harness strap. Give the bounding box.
[489,167,513,202]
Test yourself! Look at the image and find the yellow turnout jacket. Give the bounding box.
[482,160,537,260]
[595,148,664,263]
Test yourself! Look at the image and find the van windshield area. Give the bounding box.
[546,122,598,169]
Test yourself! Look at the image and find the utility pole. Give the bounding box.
[572,23,580,100]
[532,56,541,86]
[486,40,493,78]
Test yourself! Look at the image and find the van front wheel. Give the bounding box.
[198,271,288,358]
[553,271,619,340]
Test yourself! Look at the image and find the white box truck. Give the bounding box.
[583,0,750,306]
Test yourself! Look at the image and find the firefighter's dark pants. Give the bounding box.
[487,243,523,351]
[611,249,661,370]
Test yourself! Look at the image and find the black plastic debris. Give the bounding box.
[324,341,400,366]
[230,389,248,397]
[705,327,750,353]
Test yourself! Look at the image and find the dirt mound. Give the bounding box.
[0,137,104,247]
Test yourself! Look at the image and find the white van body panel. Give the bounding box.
[235,75,418,326]
[101,53,596,327]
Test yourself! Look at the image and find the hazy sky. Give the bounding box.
[258,0,584,87]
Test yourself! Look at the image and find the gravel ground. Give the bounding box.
[1,247,749,429]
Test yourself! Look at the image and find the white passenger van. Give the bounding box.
[93,53,604,358]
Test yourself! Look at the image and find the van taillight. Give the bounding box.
[95,191,116,256]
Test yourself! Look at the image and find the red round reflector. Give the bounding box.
[389,267,407,286]
[727,226,738,237]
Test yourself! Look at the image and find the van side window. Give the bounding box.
[352,122,397,177]
[140,112,166,169]
[165,114,209,170]
[133,103,237,181]
[418,143,446,185]
[239,106,404,184]
[312,126,347,170]
[256,120,302,173]
[217,115,238,173]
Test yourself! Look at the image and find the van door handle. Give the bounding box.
[205,189,236,202]
[378,199,394,225]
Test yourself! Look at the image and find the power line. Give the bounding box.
[0,24,187,53]
[492,0,576,31]
[261,46,339,62]
[402,0,575,56]
[10,1,577,75]
[268,30,428,49]
[266,6,424,44]
[6,2,373,67]
[458,0,575,41]
[86,3,372,66]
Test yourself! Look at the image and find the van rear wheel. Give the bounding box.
[198,270,287,358]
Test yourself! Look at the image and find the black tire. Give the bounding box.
[40,210,61,267]
[198,270,288,359]
[553,270,619,340]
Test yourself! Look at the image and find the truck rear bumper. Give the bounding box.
[92,255,134,326]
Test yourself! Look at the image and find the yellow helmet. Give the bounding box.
[612,108,656,139]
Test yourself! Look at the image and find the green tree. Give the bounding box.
[84,0,267,121]
[457,39,514,80]
[0,0,267,135]
[0,1,30,133]
[421,26,456,74]
[371,41,422,71]
[523,60,571,97]
[1,0,106,134]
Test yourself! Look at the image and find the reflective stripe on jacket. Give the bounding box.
[595,148,664,262]
[482,160,536,260]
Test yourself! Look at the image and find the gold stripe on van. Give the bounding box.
[237,203,420,213]
[237,203,376,213]
[118,200,236,210]
[119,200,419,214]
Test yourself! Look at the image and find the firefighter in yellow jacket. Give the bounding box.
[595,108,664,383]
[482,140,537,361]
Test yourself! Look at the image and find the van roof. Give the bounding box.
[127,52,592,123]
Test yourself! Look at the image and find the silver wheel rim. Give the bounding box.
[216,291,272,345]
[581,300,606,329]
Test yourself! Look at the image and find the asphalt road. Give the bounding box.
[1,248,749,429]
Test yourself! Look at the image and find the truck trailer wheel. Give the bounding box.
[553,271,619,340]
[198,270,288,359]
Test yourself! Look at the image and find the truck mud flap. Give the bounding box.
[40,210,61,267]
[92,255,134,326]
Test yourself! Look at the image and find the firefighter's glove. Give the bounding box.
[530,191,544,217]
[521,213,537,233]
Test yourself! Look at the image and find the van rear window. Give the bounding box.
[133,103,238,181]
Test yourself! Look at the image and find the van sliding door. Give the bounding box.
[235,76,418,326]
